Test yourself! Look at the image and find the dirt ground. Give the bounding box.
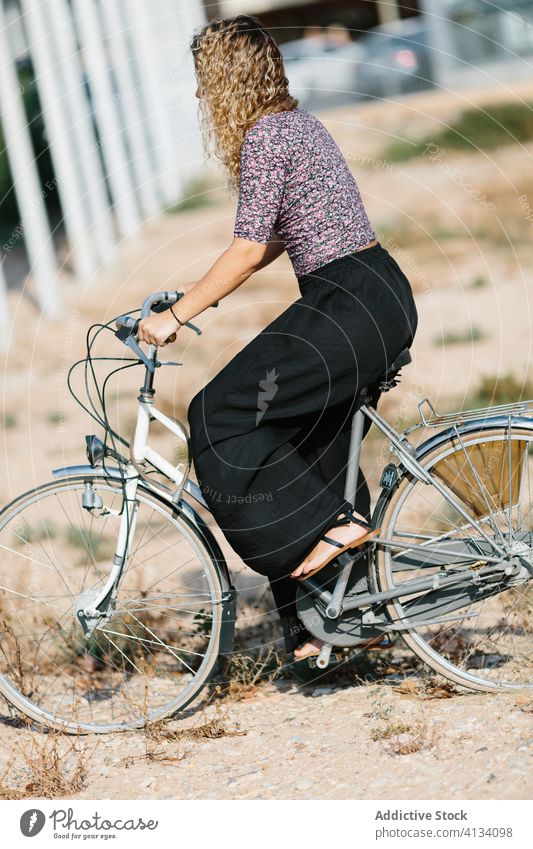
[1,78,533,800]
[0,674,532,801]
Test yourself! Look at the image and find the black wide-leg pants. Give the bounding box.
[187,243,418,651]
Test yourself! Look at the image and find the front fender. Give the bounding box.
[50,464,232,590]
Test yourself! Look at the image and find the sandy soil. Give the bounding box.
[0,675,531,801]
[1,79,532,800]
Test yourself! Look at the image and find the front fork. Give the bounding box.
[77,466,140,638]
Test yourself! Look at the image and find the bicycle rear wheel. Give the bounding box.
[372,424,533,692]
[0,473,228,733]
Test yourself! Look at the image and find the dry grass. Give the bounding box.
[514,692,533,714]
[364,684,437,756]
[0,726,97,799]
[362,675,456,756]
[216,646,283,702]
[122,699,245,767]
[392,676,460,700]
[381,710,437,756]
[370,721,412,742]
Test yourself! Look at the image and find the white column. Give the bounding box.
[375,1,401,26]
[0,260,11,353]
[99,0,160,219]
[73,0,141,239]
[20,0,99,280]
[127,0,183,207]
[0,3,61,319]
[418,0,456,88]
[46,0,117,265]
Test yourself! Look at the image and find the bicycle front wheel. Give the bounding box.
[0,473,228,733]
[372,423,533,693]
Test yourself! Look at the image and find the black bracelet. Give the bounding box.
[169,304,185,327]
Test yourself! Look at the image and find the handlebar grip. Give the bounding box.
[116,315,139,332]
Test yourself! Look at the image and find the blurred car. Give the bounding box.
[280,37,362,109]
[355,19,435,99]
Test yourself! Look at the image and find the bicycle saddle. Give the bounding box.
[377,346,412,392]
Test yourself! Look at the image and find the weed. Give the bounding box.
[393,676,459,700]
[371,721,412,741]
[384,710,436,755]
[0,617,34,698]
[514,692,533,714]
[166,176,219,213]
[434,326,485,346]
[385,101,533,162]
[466,373,533,408]
[219,647,282,701]
[364,686,394,722]
[13,520,57,545]
[123,696,245,766]
[364,683,437,755]
[0,730,97,799]
[2,413,17,429]
[47,411,64,424]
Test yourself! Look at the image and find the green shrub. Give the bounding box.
[434,326,485,346]
[468,374,533,408]
[166,175,218,213]
[385,101,533,162]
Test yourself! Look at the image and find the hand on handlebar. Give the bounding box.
[137,308,181,347]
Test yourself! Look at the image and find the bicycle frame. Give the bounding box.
[301,390,533,659]
[54,292,526,632]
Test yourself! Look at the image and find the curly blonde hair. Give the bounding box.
[190,15,298,192]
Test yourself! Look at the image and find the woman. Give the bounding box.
[138,15,418,661]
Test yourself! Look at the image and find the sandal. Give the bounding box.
[294,508,381,581]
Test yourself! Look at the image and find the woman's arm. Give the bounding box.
[137,234,285,346]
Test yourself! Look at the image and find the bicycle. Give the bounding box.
[0,290,531,734]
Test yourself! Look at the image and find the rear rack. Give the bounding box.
[413,397,533,430]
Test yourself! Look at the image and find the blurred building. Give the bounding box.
[0,0,206,330]
[420,0,533,86]
[205,1,421,40]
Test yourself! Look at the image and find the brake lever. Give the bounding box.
[114,325,159,372]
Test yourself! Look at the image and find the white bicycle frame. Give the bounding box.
[80,293,201,624]
[79,291,523,630]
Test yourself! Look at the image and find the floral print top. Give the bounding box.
[233,107,376,278]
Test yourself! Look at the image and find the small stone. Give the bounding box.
[286,736,305,747]
[487,773,497,783]
[311,687,333,697]
[475,746,488,753]
[227,768,261,787]
[295,779,313,791]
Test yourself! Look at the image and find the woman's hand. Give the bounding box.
[138,309,181,347]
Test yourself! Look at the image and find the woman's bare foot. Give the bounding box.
[293,634,390,660]
[290,510,370,579]
[293,637,323,659]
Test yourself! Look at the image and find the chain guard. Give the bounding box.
[296,552,385,646]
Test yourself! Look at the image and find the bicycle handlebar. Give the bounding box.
[116,290,208,342]
[114,290,217,369]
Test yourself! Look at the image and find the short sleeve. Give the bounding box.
[233,120,288,243]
